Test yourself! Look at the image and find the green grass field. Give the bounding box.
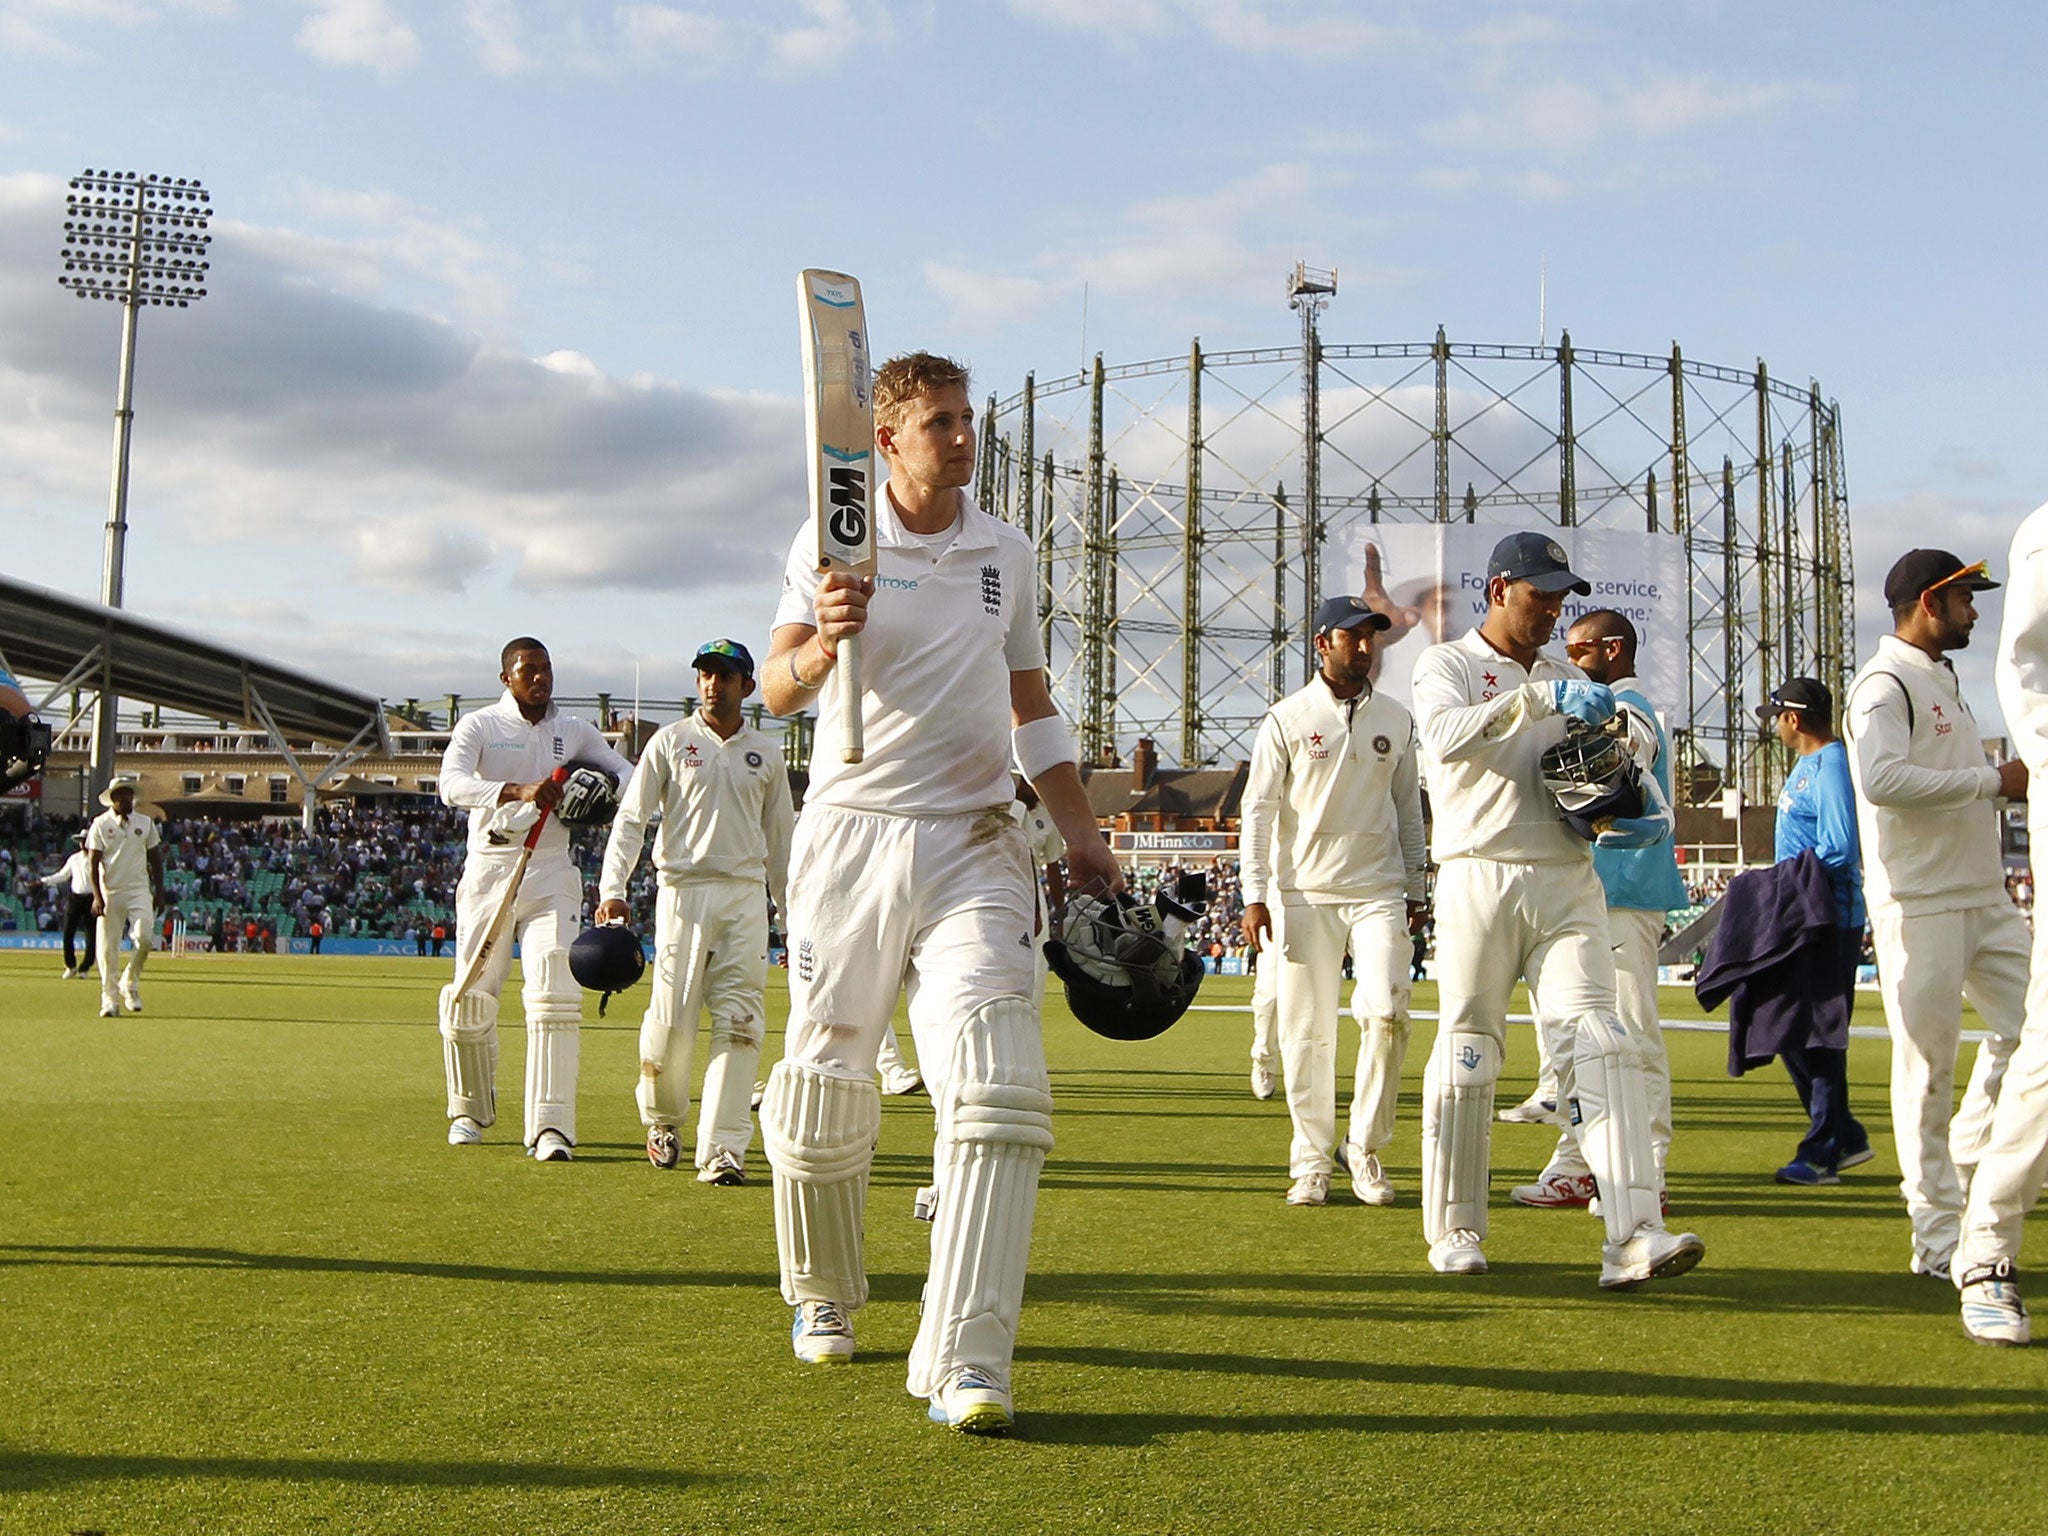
[3,950,2044,1534]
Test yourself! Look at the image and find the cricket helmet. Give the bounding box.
[1044,892,1204,1042]
[569,922,646,1016]
[1540,718,1645,841]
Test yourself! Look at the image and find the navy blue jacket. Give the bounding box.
[1693,850,1856,1074]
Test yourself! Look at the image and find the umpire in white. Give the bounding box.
[438,637,631,1160]
[1241,595,1426,1208]
[598,638,794,1185]
[1845,549,2029,1280]
[1411,533,1704,1287]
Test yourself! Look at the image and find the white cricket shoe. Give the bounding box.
[1285,1172,1330,1207]
[62,965,78,979]
[1335,1140,1396,1206]
[697,1149,747,1186]
[879,1066,924,1096]
[447,1116,483,1146]
[119,985,142,1014]
[1497,1093,1558,1125]
[750,1081,766,1110]
[646,1124,680,1169]
[531,1129,573,1162]
[98,1003,117,1019]
[1599,1224,1705,1291]
[1429,1229,1488,1275]
[1958,1260,2031,1346]
[791,1300,856,1363]
[1250,1062,1276,1100]
[928,1366,1014,1435]
[1512,1171,1598,1209]
[1910,1244,1955,1281]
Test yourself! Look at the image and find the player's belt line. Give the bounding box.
[1179,1004,1983,1045]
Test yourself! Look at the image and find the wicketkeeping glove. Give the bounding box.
[1550,680,1617,726]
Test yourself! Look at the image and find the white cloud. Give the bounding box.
[1006,0,1417,59]
[296,0,421,74]
[1428,71,1846,159]
[614,2,732,65]
[0,0,231,58]
[767,0,863,74]
[462,0,525,73]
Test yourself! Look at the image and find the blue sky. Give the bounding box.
[0,0,2042,727]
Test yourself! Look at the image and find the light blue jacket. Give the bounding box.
[1591,680,1689,913]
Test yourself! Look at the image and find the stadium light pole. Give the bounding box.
[58,169,212,799]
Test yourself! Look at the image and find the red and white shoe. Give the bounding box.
[1511,1171,1597,1208]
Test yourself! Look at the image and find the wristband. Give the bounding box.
[1013,714,1079,782]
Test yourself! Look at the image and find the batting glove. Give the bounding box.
[1550,680,1617,726]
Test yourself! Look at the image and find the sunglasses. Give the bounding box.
[1923,559,1992,598]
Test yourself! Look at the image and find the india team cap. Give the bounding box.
[1883,548,2000,607]
[693,639,755,676]
[1756,677,1833,725]
[1487,531,1592,596]
[1312,594,1394,637]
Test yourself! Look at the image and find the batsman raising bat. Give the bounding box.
[436,637,632,1161]
[762,341,1122,1436]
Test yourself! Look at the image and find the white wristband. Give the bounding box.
[1013,715,1079,782]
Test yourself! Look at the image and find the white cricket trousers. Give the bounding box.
[1276,895,1412,1178]
[1249,926,1280,1068]
[96,888,153,1010]
[449,852,582,1142]
[1872,901,2030,1256]
[638,876,769,1168]
[1538,905,1674,1183]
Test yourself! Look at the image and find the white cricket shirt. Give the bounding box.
[1411,628,1588,865]
[1239,674,1426,906]
[600,713,795,914]
[775,487,1046,817]
[43,850,93,897]
[87,809,160,895]
[2001,500,2048,774]
[440,691,632,860]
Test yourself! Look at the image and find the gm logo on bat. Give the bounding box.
[827,461,869,549]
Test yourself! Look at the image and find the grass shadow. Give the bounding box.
[0,1449,735,1494]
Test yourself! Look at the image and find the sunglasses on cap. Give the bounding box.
[1924,559,1993,598]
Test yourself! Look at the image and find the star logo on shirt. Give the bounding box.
[1308,732,1324,747]
[1482,671,1498,689]
[1931,702,1946,719]
[684,744,700,758]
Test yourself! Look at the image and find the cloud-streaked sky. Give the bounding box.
[1,1,2043,728]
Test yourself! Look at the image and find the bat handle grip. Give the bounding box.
[838,633,864,764]
[522,766,571,850]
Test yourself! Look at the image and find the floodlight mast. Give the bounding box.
[58,170,212,797]
[1287,263,1337,684]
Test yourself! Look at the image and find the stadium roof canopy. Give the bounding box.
[0,572,390,757]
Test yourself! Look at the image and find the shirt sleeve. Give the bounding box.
[1394,717,1427,903]
[1001,533,1047,673]
[86,818,111,854]
[573,716,634,780]
[1999,513,2048,770]
[598,735,664,903]
[1845,670,1998,809]
[439,714,501,810]
[1812,750,1862,875]
[1411,646,1557,765]
[773,519,822,632]
[1238,712,1287,907]
[763,756,795,918]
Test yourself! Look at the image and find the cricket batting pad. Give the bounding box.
[696,1014,764,1168]
[1350,1015,1412,1154]
[522,949,581,1147]
[763,1060,881,1308]
[439,983,499,1127]
[907,996,1055,1400]
[1567,1010,1663,1243]
[1422,1030,1500,1244]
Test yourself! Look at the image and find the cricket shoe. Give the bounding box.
[1250,1062,1277,1101]
[791,1300,856,1363]
[646,1124,680,1169]
[119,986,142,1013]
[928,1366,1014,1435]
[1512,1171,1597,1208]
[698,1149,747,1186]
[1334,1140,1396,1206]
[750,1081,766,1111]
[879,1066,925,1096]
[530,1129,574,1162]
[1497,1093,1558,1125]
[1958,1260,2031,1346]
[1429,1229,1488,1275]
[1837,1143,1876,1172]
[1285,1172,1330,1207]
[1599,1225,1705,1291]
[913,1184,938,1222]
[1774,1159,1839,1186]
[448,1116,483,1146]
[98,1003,118,1018]
[62,965,77,979]
[1910,1244,1956,1281]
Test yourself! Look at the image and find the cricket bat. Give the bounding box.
[448,767,567,1004]
[797,268,875,764]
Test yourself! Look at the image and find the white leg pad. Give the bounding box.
[697,1014,764,1168]
[1422,1030,1500,1244]
[522,949,581,1147]
[763,1060,881,1307]
[907,997,1054,1400]
[439,984,499,1127]
[1349,1015,1411,1153]
[1567,1010,1662,1243]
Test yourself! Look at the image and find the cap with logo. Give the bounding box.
[1882,548,2000,608]
[1487,532,1591,596]
[1312,594,1394,636]
[693,639,756,676]
[1755,677,1833,726]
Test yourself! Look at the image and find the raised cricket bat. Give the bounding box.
[448,767,567,1004]
[798,268,875,764]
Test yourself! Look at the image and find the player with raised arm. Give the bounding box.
[761,350,1121,1435]
[1411,533,1704,1287]
[596,639,794,1185]
[437,638,632,1161]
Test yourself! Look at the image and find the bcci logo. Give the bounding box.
[1372,734,1391,755]
[797,938,816,983]
[745,751,763,769]
[980,563,1002,615]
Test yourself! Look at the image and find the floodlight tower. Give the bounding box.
[58,170,213,796]
[1286,262,1336,683]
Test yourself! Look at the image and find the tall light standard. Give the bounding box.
[1286,262,1336,684]
[59,169,212,796]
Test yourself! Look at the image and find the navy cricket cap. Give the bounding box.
[693,638,755,676]
[1883,549,1999,607]
[1756,677,1832,725]
[1487,532,1591,596]
[1313,594,1394,636]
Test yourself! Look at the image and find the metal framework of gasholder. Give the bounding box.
[976,316,1851,807]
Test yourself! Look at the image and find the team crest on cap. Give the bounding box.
[1546,541,1567,563]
